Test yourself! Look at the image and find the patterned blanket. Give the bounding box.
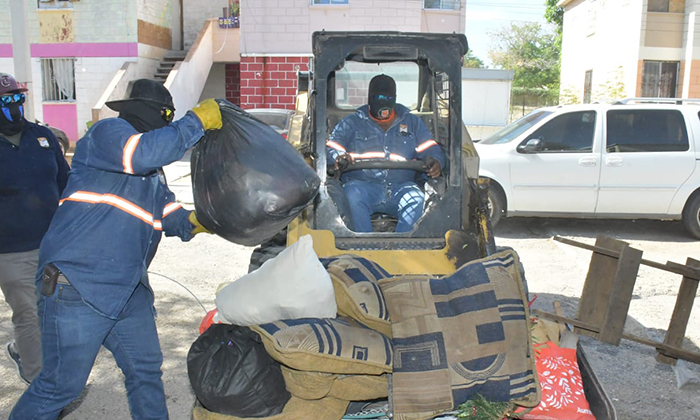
[379,250,539,420]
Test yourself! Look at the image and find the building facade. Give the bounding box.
[558,0,699,103]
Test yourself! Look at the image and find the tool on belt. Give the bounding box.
[40,263,69,296]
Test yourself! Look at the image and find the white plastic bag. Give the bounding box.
[215,235,337,326]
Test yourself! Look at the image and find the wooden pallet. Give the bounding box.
[537,236,700,366]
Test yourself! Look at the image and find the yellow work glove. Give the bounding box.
[191,99,222,131]
[188,211,211,235]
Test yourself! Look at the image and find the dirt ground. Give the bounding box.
[1,216,699,420]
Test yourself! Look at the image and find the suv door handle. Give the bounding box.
[578,157,597,166]
[606,157,624,167]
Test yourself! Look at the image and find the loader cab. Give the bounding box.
[287,32,490,272]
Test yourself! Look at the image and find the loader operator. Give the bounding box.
[326,74,445,232]
[10,79,221,420]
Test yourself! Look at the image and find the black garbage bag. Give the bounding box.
[187,324,290,417]
[191,100,320,246]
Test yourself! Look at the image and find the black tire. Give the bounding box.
[682,193,700,239]
[487,184,506,227]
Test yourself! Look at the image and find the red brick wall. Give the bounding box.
[239,56,310,110]
[225,63,241,106]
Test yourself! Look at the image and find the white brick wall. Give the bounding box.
[240,0,441,54]
[0,0,11,44]
[183,0,227,50]
[73,0,136,43]
[137,0,172,28]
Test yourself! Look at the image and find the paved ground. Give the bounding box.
[1,161,699,419]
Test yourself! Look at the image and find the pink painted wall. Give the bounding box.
[0,44,12,57]
[30,42,138,58]
[42,103,79,143]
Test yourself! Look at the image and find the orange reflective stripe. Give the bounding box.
[123,134,143,174]
[389,153,406,161]
[326,140,346,152]
[163,202,182,217]
[60,191,160,229]
[415,139,438,153]
[153,220,163,231]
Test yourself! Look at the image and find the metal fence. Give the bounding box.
[41,58,76,102]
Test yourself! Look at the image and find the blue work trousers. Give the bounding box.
[10,282,168,420]
[343,180,425,233]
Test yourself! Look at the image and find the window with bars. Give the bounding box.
[38,0,73,9]
[41,58,76,102]
[311,0,348,4]
[424,0,460,10]
[642,61,678,98]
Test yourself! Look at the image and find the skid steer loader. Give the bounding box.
[198,31,616,420]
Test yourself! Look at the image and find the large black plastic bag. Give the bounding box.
[191,100,320,246]
[187,324,290,417]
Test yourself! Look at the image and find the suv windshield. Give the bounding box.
[479,110,553,144]
[335,62,419,110]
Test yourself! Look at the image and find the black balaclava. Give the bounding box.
[118,100,169,133]
[368,75,397,120]
[0,101,25,136]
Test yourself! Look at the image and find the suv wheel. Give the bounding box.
[487,186,506,227]
[682,193,700,239]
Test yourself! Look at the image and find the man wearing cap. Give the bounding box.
[0,73,69,385]
[10,79,222,419]
[326,74,445,232]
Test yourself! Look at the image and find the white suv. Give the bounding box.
[474,98,700,239]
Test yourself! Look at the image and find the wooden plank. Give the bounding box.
[657,257,700,365]
[575,236,628,338]
[599,245,643,345]
[554,236,700,280]
[532,309,700,365]
[553,301,566,337]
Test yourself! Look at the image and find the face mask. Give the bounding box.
[369,94,396,120]
[119,100,169,133]
[0,103,25,136]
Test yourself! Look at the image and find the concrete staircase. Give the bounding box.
[154,50,188,82]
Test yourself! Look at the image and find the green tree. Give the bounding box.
[544,0,564,36]
[463,50,485,69]
[488,22,560,98]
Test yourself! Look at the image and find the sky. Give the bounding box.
[464,0,550,67]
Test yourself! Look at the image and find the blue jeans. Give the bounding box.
[343,180,425,233]
[10,282,168,420]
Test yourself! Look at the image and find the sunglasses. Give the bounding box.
[0,93,26,107]
[161,107,174,123]
[373,94,394,101]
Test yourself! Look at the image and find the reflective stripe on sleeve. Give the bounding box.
[60,191,162,230]
[326,140,346,152]
[163,202,182,217]
[123,134,143,174]
[415,139,438,153]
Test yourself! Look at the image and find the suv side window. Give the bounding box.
[520,111,596,153]
[606,110,689,153]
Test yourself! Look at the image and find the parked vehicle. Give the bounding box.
[246,108,295,139]
[475,98,700,239]
[35,120,70,156]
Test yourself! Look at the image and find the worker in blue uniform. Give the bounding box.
[10,79,221,420]
[0,73,70,385]
[326,74,445,232]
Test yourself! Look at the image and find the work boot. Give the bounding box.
[6,341,30,385]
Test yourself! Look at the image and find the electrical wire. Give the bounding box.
[148,271,209,315]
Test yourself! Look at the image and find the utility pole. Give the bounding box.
[9,0,34,121]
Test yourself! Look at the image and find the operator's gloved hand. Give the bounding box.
[425,157,441,179]
[188,211,211,235]
[334,153,355,171]
[191,99,222,131]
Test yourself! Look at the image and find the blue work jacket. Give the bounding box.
[38,113,205,319]
[326,104,446,184]
[0,121,69,254]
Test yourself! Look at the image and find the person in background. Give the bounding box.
[326,74,445,232]
[0,72,69,384]
[10,79,220,420]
